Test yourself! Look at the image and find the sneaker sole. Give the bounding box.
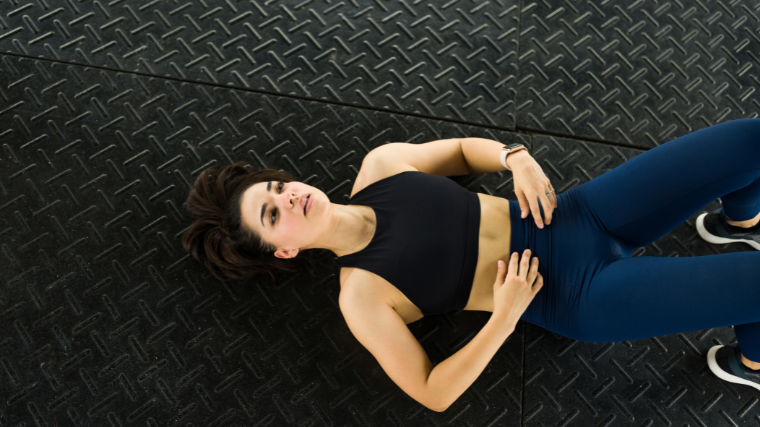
[707,345,760,392]
[696,212,760,250]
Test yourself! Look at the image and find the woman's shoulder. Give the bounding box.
[350,158,418,199]
[339,266,393,306]
[339,267,424,324]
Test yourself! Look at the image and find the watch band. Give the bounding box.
[500,143,527,171]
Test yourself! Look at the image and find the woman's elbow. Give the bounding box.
[426,398,449,412]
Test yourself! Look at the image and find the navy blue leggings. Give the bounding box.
[509,118,760,360]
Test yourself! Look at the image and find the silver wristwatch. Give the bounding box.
[500,143,528,171]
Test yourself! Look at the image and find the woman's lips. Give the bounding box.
[305,195,312,215]
[303,194,311,215]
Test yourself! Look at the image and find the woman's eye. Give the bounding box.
[271,181,284,225]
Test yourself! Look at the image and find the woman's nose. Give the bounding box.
[286,192,296,208]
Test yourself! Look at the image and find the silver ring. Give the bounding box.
[546,188,555,197]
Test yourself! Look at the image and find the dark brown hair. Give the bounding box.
[182,162,323,284]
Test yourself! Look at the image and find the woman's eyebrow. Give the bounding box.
[260,181,272,228]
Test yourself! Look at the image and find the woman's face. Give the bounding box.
[240,180,325,258]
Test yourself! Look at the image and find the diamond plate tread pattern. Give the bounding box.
[517,0,760,147]
[0,0,520,129]
[524,133,758,427]
[524,326,744,427]
[0,54,527,426]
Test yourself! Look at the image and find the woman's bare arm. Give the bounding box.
[426,313,516,411]
[341,288,516,411]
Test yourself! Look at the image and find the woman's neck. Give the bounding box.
[322,204,377,257]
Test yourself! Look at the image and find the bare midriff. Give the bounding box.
[463,192,512,313]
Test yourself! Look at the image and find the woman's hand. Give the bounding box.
[512,156,557,229]
[493,250,543,326]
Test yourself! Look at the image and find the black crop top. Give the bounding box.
[337,171,481,316]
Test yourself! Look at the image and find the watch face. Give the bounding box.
[505,143,523,149]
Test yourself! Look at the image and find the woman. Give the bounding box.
[182,118,760,412]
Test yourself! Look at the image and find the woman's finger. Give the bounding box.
[520,249,531,279]
[551,185,558,209]
[533,272,544,292]
[515,190,529,219]
[527,256,539,284]
[507,252,519,280]
[540,191,553,225]
[527,191,543,228]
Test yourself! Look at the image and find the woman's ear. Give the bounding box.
[274,249,298,259]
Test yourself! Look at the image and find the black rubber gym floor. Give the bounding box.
[0,1,758,426]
